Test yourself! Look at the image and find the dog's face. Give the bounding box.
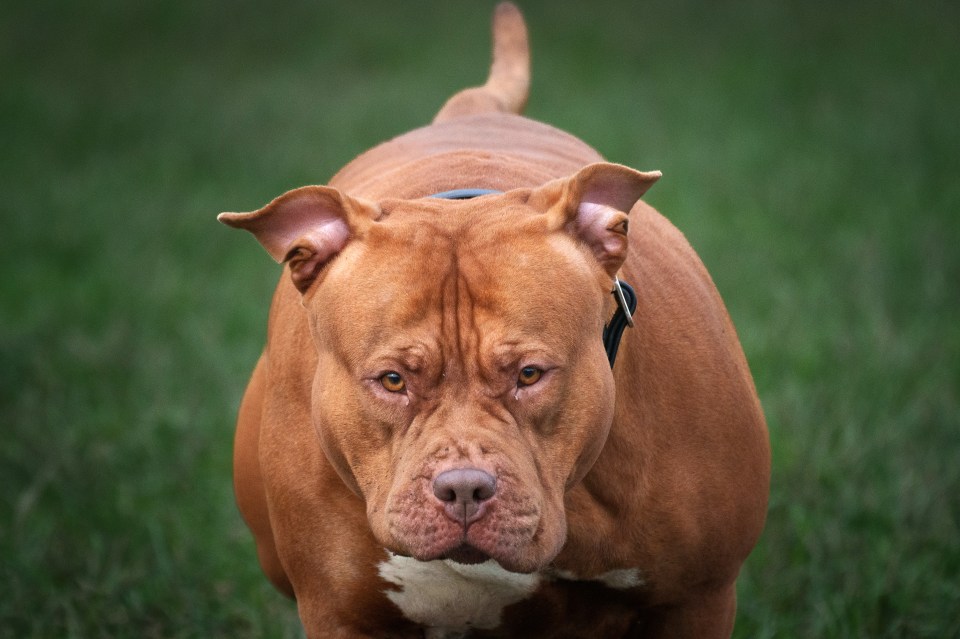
[220,163,658,572]
[307,195,617,573]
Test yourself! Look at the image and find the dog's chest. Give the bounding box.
[378,553,644,636]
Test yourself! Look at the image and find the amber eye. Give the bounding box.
[518,366,543,386]
[380,372,406,393]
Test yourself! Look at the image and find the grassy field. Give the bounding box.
[2,0,958,636]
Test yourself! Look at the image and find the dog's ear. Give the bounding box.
[530,163,661,277]
[219,186,380,293]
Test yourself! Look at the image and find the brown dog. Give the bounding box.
[219,4,769,637]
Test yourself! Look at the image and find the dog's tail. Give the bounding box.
[433,3,530,122]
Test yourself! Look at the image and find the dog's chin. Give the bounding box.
[442,543,490,565]
[393,540,552,574]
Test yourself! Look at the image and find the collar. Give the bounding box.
[603,278,636,367]
[430,188,637,368]
[429,188,502,200]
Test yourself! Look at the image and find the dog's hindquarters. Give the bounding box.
[433,2,530,122]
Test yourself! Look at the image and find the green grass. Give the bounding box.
[2,0,958,636]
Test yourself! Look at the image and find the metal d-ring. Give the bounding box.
[612,278,635,328]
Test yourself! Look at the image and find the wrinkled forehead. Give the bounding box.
[313,199,607,356]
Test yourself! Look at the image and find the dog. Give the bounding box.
[219,4,770,637]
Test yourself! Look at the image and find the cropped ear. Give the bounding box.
[529,163,661,277]
[218,186,381,293]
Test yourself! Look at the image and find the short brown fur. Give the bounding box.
[220,4,769,637]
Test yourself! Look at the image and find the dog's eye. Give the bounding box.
[518,366,543,386]
[380,372,406,393]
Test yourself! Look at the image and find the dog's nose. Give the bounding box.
[432,468,497,525]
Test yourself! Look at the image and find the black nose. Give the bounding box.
[432,468,497,525]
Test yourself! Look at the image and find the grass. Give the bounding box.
[2,0,958,636]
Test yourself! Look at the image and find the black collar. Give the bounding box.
[430,188,637,368]
[429,188,502,200]
[603,279,636,367]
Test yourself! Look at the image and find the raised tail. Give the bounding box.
[433,2,531,122]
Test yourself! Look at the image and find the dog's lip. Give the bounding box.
[443,543,491,565]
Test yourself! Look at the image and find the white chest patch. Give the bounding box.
[596,567,645,589]
[378,553,540,634]
[549,566,645,590]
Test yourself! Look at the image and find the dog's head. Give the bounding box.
[220,162,658,572]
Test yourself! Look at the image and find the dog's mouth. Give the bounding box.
[443,543,490,565]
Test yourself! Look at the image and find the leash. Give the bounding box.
[429,189,637,368]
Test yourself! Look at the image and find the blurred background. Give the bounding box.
[2,0,957,636]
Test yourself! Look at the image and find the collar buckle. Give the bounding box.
[612,278,635,328]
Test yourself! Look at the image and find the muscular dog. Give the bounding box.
[219,4,770,637]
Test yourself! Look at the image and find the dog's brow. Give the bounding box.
[487,341,555,369]
[382,342,437,372]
